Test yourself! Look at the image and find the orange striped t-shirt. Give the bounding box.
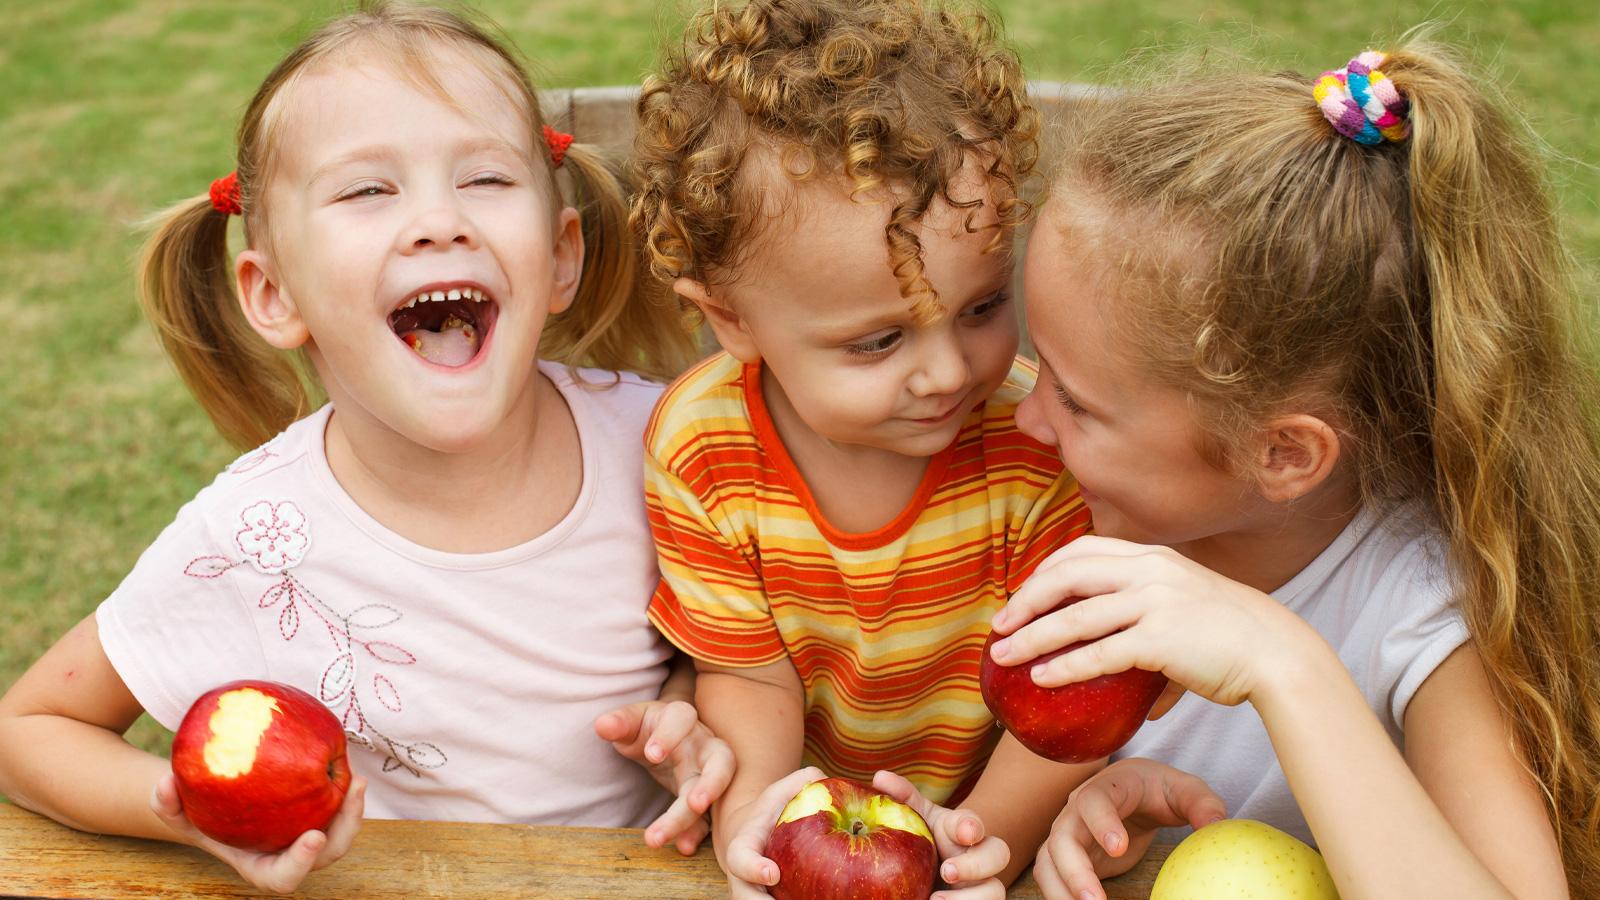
[645,353,1091,802]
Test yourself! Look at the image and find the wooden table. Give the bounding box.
[0,802,1168,898]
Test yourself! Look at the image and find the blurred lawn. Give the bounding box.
[1,0,1595,761]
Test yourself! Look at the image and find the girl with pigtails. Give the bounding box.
[0,2,732,892]
[990,41,1598,897]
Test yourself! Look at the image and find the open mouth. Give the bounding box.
[387,286,499,368]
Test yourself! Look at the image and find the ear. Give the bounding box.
[235,249,309,350]
[549,206,583,316]
[673,276,759,362]
[1254,414,1341,503]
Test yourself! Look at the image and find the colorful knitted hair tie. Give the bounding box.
[1313,50,1411,145]
[542,125,574,168]
[209,171,242,216]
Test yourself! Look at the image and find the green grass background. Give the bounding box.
[1,1,1595,760]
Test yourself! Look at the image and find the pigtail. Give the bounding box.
[1378,44,1600,883]
[137,195,308,451]
[540,141,700,382]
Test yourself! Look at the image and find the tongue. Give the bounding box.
[401,316,480,367]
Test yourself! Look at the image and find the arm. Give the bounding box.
[0,615,174,838]
[0,614,364,894]
[958,734,1104,886]
[1258,641,1566,899]
[697,658,807,855]
[995,537,1567,899]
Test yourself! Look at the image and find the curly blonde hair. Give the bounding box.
[631,0,1039,317]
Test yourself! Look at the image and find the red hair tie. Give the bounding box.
[543,125,574,169]
[209,172,242,216]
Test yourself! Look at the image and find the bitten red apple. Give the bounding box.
[767,777,938,900]
[171,680,351,852]
[980,599,1168,763]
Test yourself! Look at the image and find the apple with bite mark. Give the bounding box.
[171,680,351,852]
[767,777,938,900]
[980,599,1168,763]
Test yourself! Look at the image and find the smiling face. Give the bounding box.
[1015,199,1269,546]
[237,44,577,454]
[695,161,1020,459]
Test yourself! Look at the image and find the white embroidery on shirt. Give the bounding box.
[183,499,450,778]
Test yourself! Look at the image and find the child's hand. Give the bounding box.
[151,771,366,894]
[872,770,1011,900]
[718,766,827,899]
[988,536,1324,709]
[1030,759,1224,900]
[594,699,736,855]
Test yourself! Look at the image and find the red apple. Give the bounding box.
[980,599,1168,763]
[171,679,351,852]
[767,777,938,900]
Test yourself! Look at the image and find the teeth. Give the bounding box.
[397,287,489,312]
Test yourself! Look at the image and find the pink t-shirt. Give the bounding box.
[97,362,673,827]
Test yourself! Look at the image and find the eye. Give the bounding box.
[465,173,515,188]
[1054,383,1085,415]
[844,329,903,358]
[335,181,391,201]
[962,291,1011,322]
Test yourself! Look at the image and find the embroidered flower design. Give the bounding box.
[186,498,447,778]
[235,500,310,574]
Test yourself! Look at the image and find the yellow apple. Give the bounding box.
[1150,819,1339,899]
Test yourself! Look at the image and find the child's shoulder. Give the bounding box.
[547,362,670,439]
[989,356,1041,408]
[643,352,749,453]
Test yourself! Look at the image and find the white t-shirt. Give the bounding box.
[97,362,674,827]
[1110,503,1469,846]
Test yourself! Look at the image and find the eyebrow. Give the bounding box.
[304,136,529,189]
[813,280,1013,343]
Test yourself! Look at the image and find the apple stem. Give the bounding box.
[850,819,866,836]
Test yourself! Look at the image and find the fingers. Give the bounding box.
[991,540,1153,635]
[689,737,736,813]
[1034,837,1101,900]
[246,829,327,894]
[989,592,1141,668]
[1147,681,1188,720]
[724,767,825,888]
[1162,770,1227,830]
[643,701,699,765]
[1071,783,1130,859]
[674,815,711,857]
[314,776,366,867]
[870,769,931,818]
[592,703,644,744]
[938,835,1009,888]
[645,793,702,850]
[1027,627,1148,689]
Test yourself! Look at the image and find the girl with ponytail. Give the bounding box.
[0,3,726,893]
[988,40,1594,896]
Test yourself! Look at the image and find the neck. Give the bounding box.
[1174,486,1362,594]
[321,367,582,553]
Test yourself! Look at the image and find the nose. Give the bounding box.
[907,331,970,398]
[399,189,481,253]
[1015,383,1058,447]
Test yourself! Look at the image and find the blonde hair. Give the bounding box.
[631,0,1038,317]
[138,0,697,451]
[1054,41,1600,883]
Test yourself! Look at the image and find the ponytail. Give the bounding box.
[136,195,309,451]
[540,141,700,383]
[1384,44,1600,883]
